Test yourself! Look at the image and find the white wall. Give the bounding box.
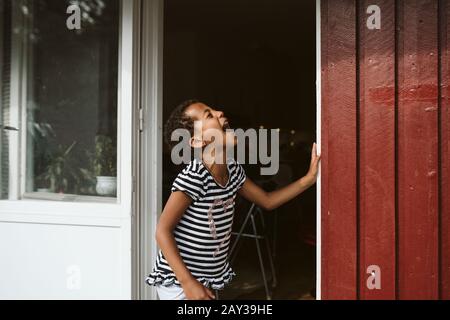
[0,200,133,299]
[0,221,128,299]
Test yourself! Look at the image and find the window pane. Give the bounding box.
[2,0,120,199]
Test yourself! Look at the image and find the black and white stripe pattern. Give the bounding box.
[146,158,246,290]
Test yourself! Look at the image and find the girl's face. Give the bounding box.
[185,102,237,148]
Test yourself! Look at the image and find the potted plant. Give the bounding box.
[37,141,79,193]
[91,135,117,197]
[29,121,56,192]
[35,174,51,193]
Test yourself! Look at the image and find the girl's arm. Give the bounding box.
[155,191,215,300]
[238,143,321,211]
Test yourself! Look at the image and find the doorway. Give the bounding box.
[161,0,318,299]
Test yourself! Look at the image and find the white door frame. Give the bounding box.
[315,0,322,301]
[138,0,322,300]
[138,0,164,301]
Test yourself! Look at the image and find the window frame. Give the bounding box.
[0,0,135,221]
[0,0,5,197]
[3,0,127,204]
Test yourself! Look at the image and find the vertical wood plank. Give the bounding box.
[321,0,358,299]
[359,0,396,299]
[397,0,439,300]
[440,0,450,300]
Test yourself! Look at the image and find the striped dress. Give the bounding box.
[145,158,246,290]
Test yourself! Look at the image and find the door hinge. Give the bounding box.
[139,107,144,132]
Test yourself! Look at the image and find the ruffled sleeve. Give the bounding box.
[171,160,207,202]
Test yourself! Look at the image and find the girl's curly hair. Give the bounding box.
[164,99,200,151]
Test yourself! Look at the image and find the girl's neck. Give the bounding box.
[201,148,229,186]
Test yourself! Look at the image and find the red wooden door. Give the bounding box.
[320,0,450,300]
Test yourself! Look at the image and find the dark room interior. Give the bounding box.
[162,0,317,300]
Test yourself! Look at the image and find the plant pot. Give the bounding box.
[96,176,117,196]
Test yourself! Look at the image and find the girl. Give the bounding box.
[145,100,321,300]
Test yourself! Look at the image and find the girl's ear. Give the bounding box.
[190,137,206,149]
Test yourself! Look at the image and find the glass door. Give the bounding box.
[0,0,136,299]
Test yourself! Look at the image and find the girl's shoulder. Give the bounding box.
[227,158,246,176]
[182,158,208,176]
[172,159,208,202]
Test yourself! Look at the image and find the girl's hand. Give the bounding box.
[305,143,321,185]
[182,278,216,300]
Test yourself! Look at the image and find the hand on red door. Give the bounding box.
[305,142,321,185]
